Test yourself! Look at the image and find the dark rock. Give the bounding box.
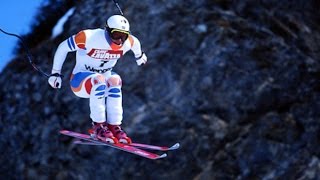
[1,0,320,179]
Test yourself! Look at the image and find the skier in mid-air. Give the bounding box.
[48,15,147,144]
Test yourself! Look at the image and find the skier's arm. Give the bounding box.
[52,30,87,74]
[51,40,71,74]
[129,35,147,66]
[48,34,80,88]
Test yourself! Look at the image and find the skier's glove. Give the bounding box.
[48,73,63,88]
[136,52,147,66]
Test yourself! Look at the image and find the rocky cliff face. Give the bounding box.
[1,0,320,179]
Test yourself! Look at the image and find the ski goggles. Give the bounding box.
[110,29,129,42]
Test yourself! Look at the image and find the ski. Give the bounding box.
[72,138,180,151]
[60,130,167,160]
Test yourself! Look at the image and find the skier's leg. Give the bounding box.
[89,74,107,122]
[106,72,123,125]
[105,72,131,144]
[70,72,117,143]
[70,72,106,122]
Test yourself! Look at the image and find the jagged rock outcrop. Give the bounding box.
[1,0,319,179]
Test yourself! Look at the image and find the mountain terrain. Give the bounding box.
[0,0,320,179]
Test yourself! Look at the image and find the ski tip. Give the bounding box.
[169,143,180,150]
[157,153,167,159]
[60,130,69,134]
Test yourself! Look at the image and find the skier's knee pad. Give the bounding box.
[92,74,106,85]
[91,75,107,97]
[107,75,122,87]
[107,86,121,98]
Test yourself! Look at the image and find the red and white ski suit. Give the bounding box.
[51,28,143,125]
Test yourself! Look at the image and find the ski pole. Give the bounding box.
[0,28,49,77]
[112,0,124,15]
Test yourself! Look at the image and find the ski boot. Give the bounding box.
[107,124,132,144]
[88,122,119,144]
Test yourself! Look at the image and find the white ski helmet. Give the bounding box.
[106,15,130,33]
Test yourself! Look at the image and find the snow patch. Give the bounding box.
[51,7,75,38]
